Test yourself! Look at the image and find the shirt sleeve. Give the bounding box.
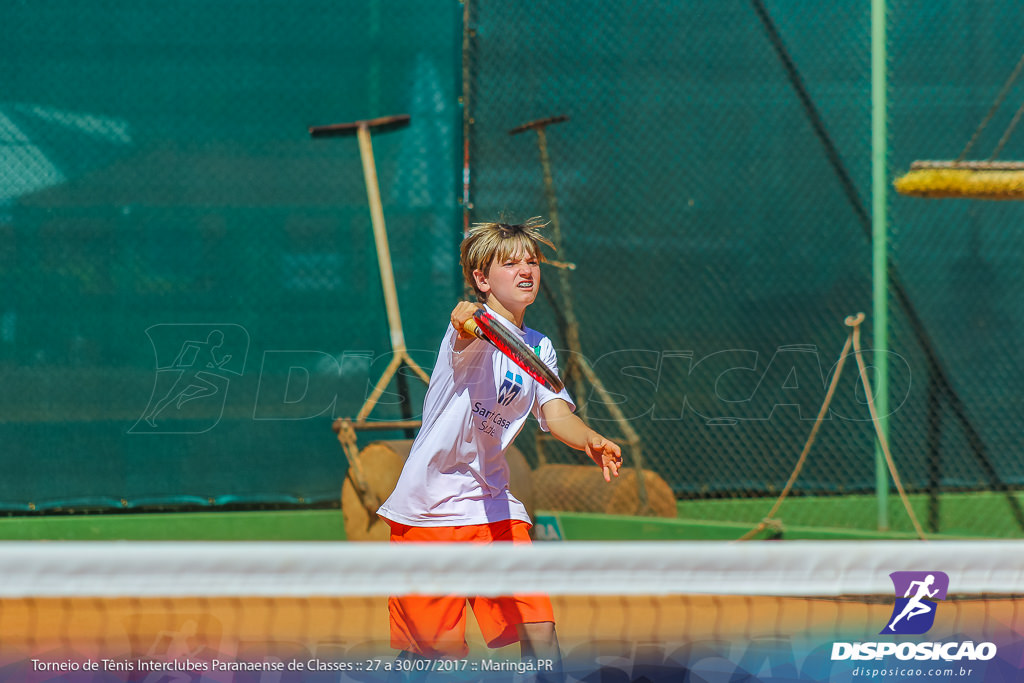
[446,323,485,388]
[447,324,475,359]
[532,338,576,432]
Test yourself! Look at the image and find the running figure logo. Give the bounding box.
[132,324,249,434]
[881,571,949,635]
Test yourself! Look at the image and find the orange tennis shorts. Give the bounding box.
[386,519,555,659]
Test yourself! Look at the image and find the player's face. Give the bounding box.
[478,249,541,315]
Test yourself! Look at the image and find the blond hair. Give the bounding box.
[460,218,555,302]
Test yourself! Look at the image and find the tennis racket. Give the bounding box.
[462,310,565,393]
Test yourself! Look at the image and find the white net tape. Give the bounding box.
[2,540,1022,597]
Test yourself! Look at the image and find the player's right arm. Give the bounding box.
[450,301,481,352]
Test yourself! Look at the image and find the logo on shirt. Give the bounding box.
[497,370,523,406]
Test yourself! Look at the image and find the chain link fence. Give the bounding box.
[465,0,1024,537]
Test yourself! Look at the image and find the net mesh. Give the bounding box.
[1,541,1022,682]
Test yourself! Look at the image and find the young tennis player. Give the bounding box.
[377,218,622,679]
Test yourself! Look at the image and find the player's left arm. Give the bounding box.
[540,399,623,482]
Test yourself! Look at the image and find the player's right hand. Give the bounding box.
[451,301,482,340]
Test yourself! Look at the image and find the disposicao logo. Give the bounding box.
[131,324,249,434]
[831,570,997,663]
[882,571,948,635]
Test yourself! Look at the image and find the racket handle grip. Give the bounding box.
[461,318,486,340]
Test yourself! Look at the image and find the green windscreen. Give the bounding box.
[464,0,1024,536]
[0,1,461,511]
[6,1,1024,539]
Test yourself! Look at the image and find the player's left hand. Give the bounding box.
[586,435,623,482]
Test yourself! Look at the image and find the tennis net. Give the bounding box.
[1,540,1021,682]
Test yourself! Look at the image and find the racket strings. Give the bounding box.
[475,312,563,392]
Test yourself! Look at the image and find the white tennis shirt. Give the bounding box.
[377,306,574,527]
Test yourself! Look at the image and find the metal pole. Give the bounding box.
[872,0,890,531]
